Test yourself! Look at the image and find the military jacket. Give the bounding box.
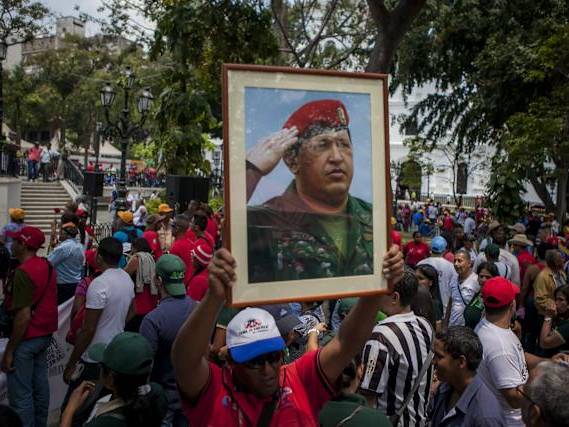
[247,181,373,283]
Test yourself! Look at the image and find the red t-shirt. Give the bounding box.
[143,230,163,260]
[443,216,454,232]
[187,268,208,301]
[206,217,218,244]
[517,251,537,283]
[182,350,334,427]
[403,241,431,267]
[170,237,195,285]
[135,286,159,316]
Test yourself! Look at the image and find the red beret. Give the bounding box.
[283,99,349,138]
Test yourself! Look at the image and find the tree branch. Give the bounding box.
[271,0,303,66]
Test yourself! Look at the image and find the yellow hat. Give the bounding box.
[391,217,397,225]
[158,203,173,214]
[9,208,26,220]
[117,210,134,224]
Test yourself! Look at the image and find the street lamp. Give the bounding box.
[0,40,8,145]
[100,68,153,213]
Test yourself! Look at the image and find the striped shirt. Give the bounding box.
[360,312,434,427]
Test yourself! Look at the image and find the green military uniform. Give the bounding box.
[247,181,373,283]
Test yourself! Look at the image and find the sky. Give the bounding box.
[40,0,153,37]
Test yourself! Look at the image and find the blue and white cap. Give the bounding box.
[227,307,286,363]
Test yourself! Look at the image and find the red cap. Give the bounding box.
[546,236,560,246]
[390,230,402,247]
[283,99,349,138]
[482,277,520,308]
[6,226,45,250]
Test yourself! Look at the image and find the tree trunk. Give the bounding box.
[528,170,556,213]
[556,166,568,223]
[365,0,427,73]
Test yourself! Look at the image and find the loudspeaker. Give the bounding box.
[166,175,210,205]
[83,172,104,197]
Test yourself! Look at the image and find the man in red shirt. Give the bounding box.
[170,215,195,284]
[172,245,404,427]
[186,213,214,251]
[143,214,164,260]
[1,227,58,426]
[403,231,431,268]
[186,243,213,301]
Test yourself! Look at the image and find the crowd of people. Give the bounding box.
[83,161,166,188]
[1,198,569,427]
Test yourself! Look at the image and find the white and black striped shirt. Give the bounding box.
[360,312,434,427]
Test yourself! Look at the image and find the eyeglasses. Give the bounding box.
[303,138,352,155]
[242,351,283,369]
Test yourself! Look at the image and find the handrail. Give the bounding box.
[0,143,20,177]
[63,158,84,193]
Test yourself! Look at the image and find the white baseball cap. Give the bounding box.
[226,307,285,363]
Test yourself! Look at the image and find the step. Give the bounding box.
[21,195,71,201]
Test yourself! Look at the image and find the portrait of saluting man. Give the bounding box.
[246,98,374,283]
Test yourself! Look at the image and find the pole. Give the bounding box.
[0,61,4,144]
[116,138,129,212]
[95,130,100,170]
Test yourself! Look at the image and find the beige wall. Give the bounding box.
[0,177,21,226]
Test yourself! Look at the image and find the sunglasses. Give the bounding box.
[242,351,283,369]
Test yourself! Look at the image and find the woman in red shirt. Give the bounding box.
[186,243,213,301]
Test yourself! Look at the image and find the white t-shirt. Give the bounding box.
[474,249,520,285]
[464,217,476,235]
[475,318,528,427]
[417,256,458,312]
[83,268,135,363]
[449,272,479,326]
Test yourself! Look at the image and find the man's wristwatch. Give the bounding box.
[307,328,320,337]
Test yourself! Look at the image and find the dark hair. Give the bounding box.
[102,366,166,427]
[394,271,419,307]
[545,249,562,269]
[484,243,500,260]
[476,261,499,277]
[192,213,207,232]
[554,285,569,303]
[339,353,363,390]
[484,304,511,316]
[412,231,421,238]
[411,285,436,328]
[132,237,152,254]
[61,212,80,226]
[97,237,123,266]
[0,405,22,427]
[174,214,190,231]
[536,243,556,260]
[436,326,483,371]
[415,264,441,303]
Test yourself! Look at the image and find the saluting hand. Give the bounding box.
[208,248,237,301]
[246,127,299,175]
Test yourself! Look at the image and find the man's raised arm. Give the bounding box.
[319,245,404,385]
[172,249,237,400]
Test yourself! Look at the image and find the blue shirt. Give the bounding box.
[0,222,24,254]
[112,226,143,268]
[139,296,196,411]
[48,238,85,284]
[430,375,506,427]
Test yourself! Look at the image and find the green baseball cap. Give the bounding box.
[156,254,186,296]
[88,332,153,376]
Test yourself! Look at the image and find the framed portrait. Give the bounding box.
[223,64,391,306]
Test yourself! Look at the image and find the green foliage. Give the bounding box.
[145,197,164,215]
[485,155,527,224]
[0,0,49,42]
[394,0,569,219]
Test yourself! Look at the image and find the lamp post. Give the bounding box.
[0,40,8,145]
[390,160,401,215]
[100,66,153,213]
[95,121,103,170]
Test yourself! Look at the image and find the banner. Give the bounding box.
[0,299,73,417]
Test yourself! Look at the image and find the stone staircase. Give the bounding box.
[21,181,72,237]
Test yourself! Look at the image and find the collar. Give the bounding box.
[376,311,415,326]
[455,376,483,414]
[93,395,128,418]
[336,392,368,406]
